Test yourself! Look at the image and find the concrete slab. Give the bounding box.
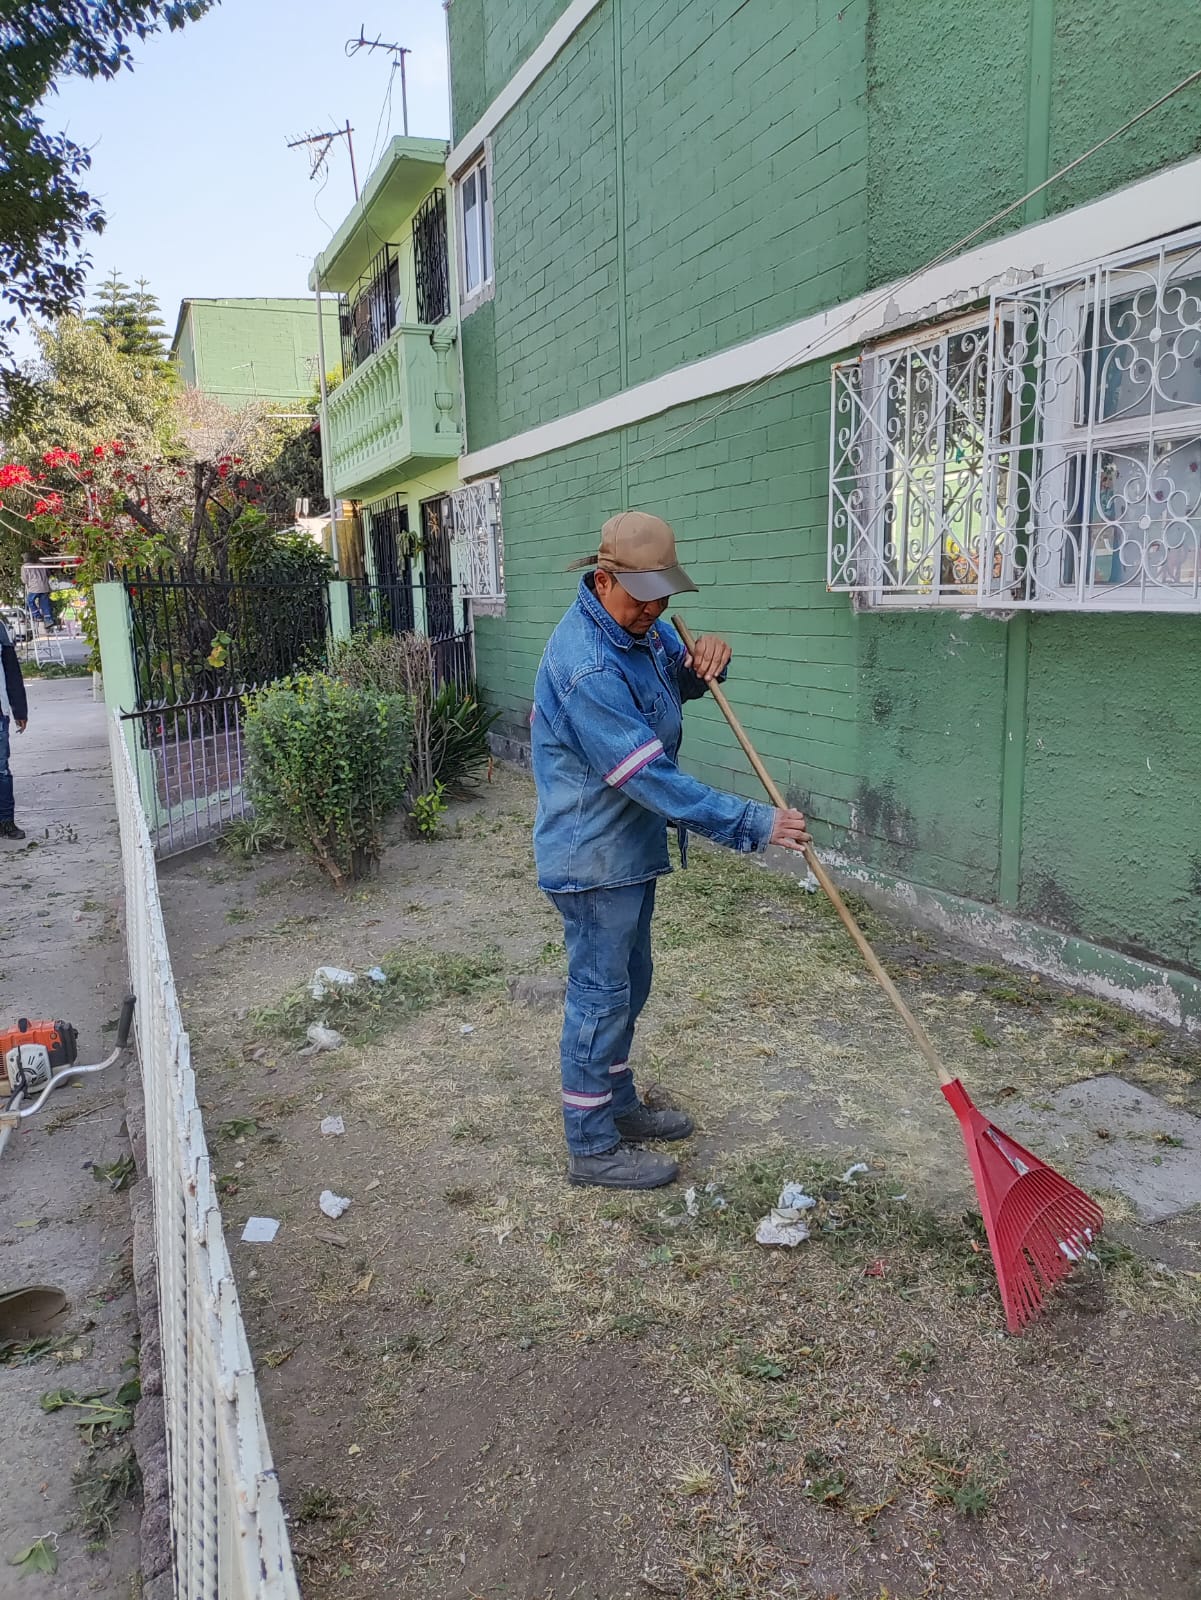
[0,679,139,1597]
[1000,1074,1201,1223]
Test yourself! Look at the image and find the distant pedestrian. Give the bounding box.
[20,553,54,628]
[0,615,29,840]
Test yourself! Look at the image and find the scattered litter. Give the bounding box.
[754,1180,815,1247]
[459,1024,475,1036]
[320,1116,345,1137]
[318,1190,351,1220]
[890,1193,908,1202]
[313,1228,348,1248]
[755,1213,811,1248]
[841,1162,870,1184]
[365,966,387,985]
[241,1217,279,1244]
[310,966,357,999]
[863,1258,888,1278]
[306,1024,345,1053]
[796,869,819,893]
[684,1182,728,1218]
[347,1443,361,1457]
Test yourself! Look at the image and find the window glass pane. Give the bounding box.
[462,171,480,294]
[479,164,491,282]
[1089,261,1201,424]
[1066,436,1201,591]
[880,330,990,594]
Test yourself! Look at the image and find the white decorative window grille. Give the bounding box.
[828,228,1201,613]
[450,478,504,602]
[456,150,494,306]
[983,231,1201,610]
[828,321,999,604]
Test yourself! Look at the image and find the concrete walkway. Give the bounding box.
[0,680,140,1598]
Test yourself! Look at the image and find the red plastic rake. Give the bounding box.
[673,617,1104,1334]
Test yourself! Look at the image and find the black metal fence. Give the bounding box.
[121,692,250,855]
[413,188,451,325]
[124,567,331,708]
[340,244,401,374]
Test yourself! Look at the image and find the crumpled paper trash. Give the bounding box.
[754,1180,817,1248]
[320,1115,345,1137]
[310,966,357,999]
[306,1023,346,1052]
[241,1216,279,1243]
[319,1190,351,1219]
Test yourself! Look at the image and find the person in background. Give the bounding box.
[20,553,54,629]
[0,615,29,840]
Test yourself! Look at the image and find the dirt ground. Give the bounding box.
[158,767,1201,1600]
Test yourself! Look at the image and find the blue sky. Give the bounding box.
[17,0,451,357]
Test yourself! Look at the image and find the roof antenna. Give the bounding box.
[287,125,359,202]
[346,27,411,136]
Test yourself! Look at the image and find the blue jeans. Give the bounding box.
[0,716,12,822]
[549,880,657,1155]
[27,593,53,625]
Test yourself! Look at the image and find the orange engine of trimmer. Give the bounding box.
[0,1019,79,1096]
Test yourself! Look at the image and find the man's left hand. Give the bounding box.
[683,633,732,684]
[15,720,26,733]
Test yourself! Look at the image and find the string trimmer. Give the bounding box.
[672,616,1103,1334]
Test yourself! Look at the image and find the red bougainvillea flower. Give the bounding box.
[41,448,67,469]
[0,462,33,489]
[93,443,106,458]
[217,462,230,479]
[111,440,126,456]
[67,451,80,465]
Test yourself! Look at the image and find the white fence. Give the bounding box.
[110,714,299,1599]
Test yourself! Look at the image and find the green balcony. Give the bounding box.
[325,322,461,500]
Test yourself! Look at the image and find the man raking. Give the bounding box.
[532,513,810,1190]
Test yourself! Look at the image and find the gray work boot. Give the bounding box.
[568,1142,679,1190]
[614,1101,694,1143]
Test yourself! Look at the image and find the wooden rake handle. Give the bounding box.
[672,616,953,1087]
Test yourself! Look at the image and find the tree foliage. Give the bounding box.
[87,269,167,359]
[0,1,213,397]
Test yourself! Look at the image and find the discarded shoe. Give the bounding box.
[568,1142,679,1190]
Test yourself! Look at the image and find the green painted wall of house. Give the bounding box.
[448,0,575,143]
[461,0,1201,976]
[171,299,340,407]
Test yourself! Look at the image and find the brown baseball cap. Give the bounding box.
[568,511,699,601]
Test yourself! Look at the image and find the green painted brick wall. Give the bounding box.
[866,0,1201,284]
[1020,617,1201,973]
[463,0,1201,973]
[448,0,575,142]
[173,299,339,407]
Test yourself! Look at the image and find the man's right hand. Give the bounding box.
[770,807,811,852]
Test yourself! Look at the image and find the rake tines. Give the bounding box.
[944,1081,1104,1334]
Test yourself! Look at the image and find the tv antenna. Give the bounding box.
[287,123,359,202]
[346,28,411,136]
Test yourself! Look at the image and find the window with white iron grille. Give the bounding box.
[828,228,1201,613]
[450,478,504,611]
[982,230,1201,610]
[828,320,1000,605]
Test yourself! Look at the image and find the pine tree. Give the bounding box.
[87,270,167,360]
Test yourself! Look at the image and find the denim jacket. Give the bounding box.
[532,577,775,893]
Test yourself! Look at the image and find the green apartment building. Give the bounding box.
[445,0,1201,1025]
[311,136,503,641]
[169,297,341,407]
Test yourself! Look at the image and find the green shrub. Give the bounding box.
[429,680,499,793]
[242,674,411,885]
[329,628,498,805]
